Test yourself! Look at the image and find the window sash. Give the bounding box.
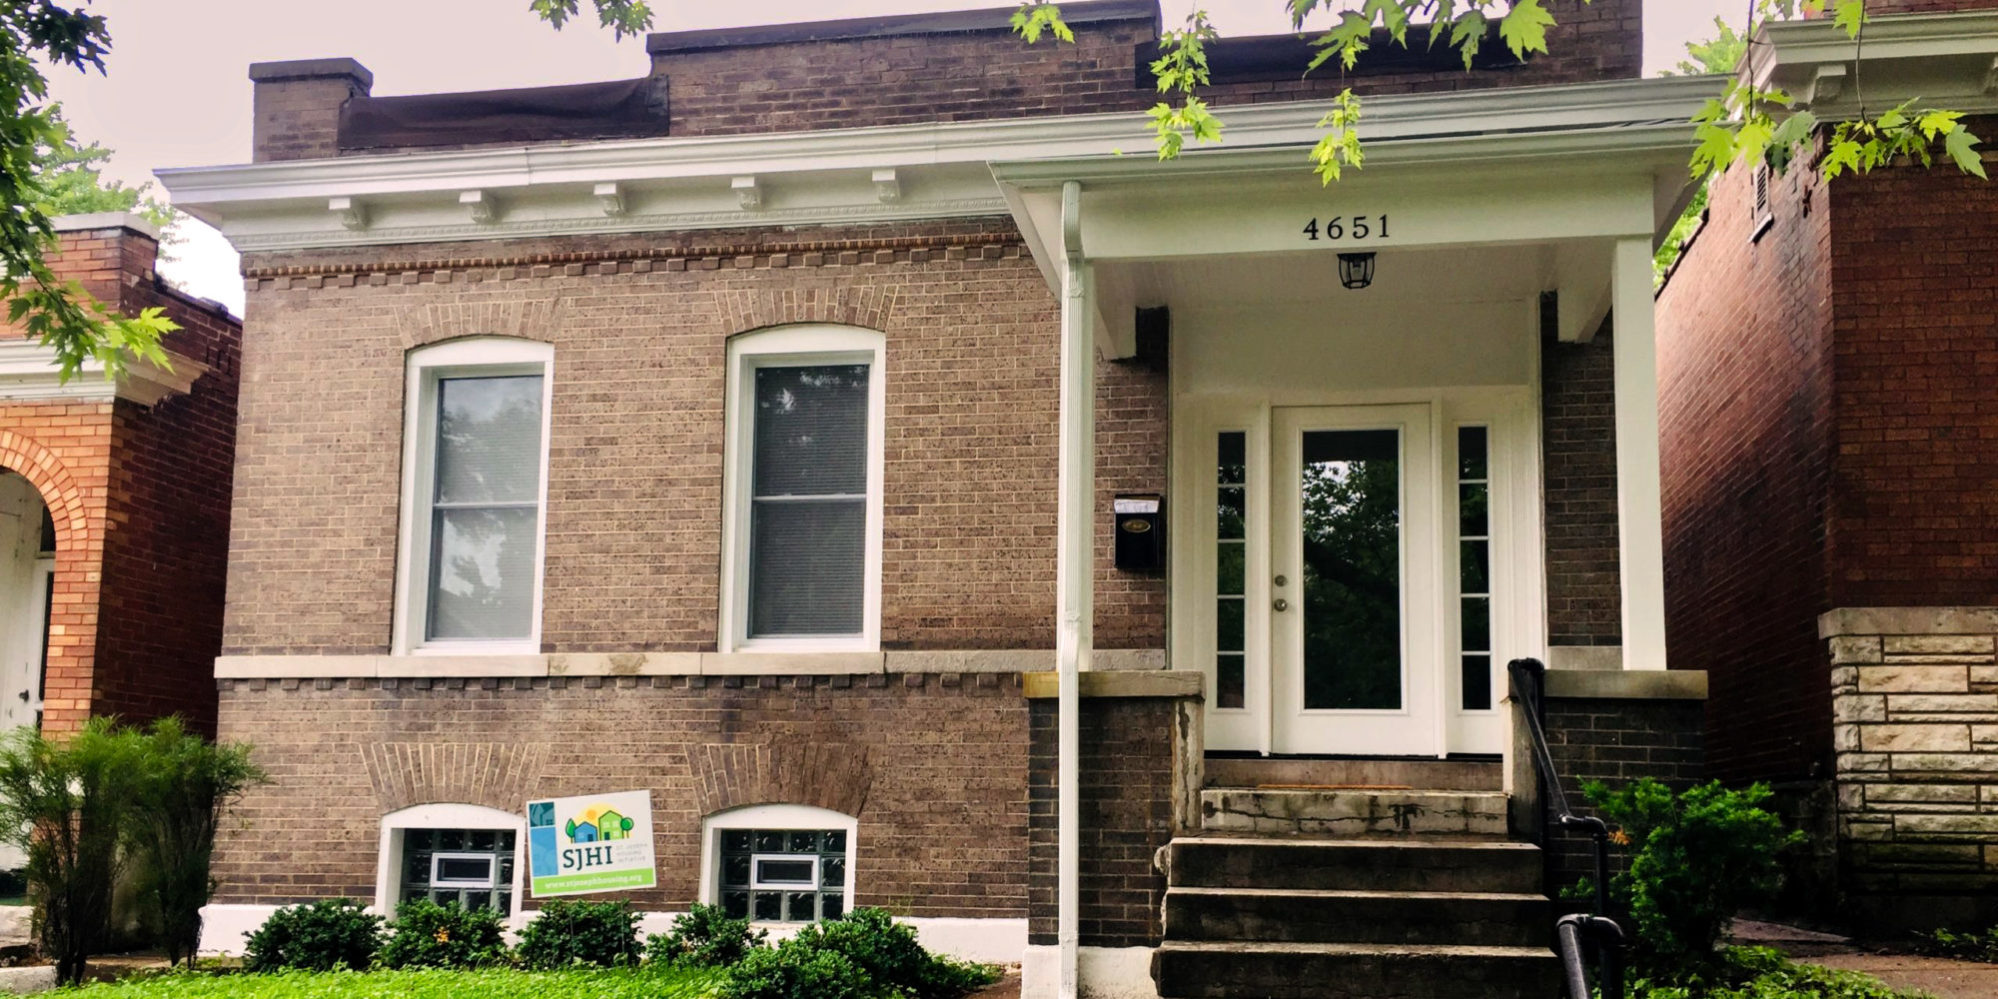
[743,360,872,640]
[421,372,546,644]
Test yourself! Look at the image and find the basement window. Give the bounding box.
[703,804,856,923]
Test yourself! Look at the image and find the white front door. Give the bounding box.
[1268,405,1442,756]
[0,472,48,730]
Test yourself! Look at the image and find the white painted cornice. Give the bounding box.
[157,76,1720,254]
[0,340,208,406]
[1750,11,1998,115]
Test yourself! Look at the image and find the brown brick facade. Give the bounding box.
[2,220,241,735]
[1541,318,1623,649]
[1541,694,1705,891]
[225,220,1164,657]
[211,675,1030,917]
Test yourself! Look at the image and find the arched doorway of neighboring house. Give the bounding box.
[0,470,52,732]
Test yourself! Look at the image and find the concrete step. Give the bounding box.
[1200,787,1508,837]
[1151,940,1562,999]
[1159,836,1542,894]
[1204,756,1502,792]
[1163,886,1550,948]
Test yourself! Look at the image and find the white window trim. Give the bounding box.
[391,337,555,656]
[699,803,859,920]
[719,326,886,653]
[374,802,527,926]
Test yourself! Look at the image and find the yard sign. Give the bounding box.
[526,789,657,897]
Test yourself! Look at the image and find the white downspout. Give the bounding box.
[1055,179,1093,999]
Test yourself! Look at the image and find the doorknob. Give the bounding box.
[1272,598,1289,612]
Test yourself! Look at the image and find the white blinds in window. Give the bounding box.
[748,364,869,637]
[427,374,544,641]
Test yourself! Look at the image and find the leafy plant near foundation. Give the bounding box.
[1628,945,1931,999]
[1913,923,1998,964]
[60,966,727,998]
[241,899,383,973]
[714,908,1000,999]
[644,902,767,968]
[376,899,510,970]
[1579,779,1805,979]
[514,899,642,969]
[126,719,268,969]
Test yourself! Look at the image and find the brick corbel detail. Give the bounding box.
[691,742,873,819]
[398,296,565,350]
[360,741,550,813]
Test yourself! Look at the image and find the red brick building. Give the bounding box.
[0,214,240,739]
[1659,3,1998,929]
[166,2,1715,995]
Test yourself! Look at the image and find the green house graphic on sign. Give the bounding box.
[566,805,634,843]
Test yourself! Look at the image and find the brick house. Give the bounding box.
[1658,2,1998,931]
[0,214,240,740]
[163,2,1713,995]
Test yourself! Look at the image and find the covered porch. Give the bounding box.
[995,75,1713,999]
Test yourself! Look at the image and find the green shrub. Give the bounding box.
[126,718,268,968]
[378,898,510,969]
[716,939,875,999]
[802,908,997,999]
[1581,778,1804,978]
[646,902,767,967]
[515,899,641,969]
[1630,946,1933,999]
[241,899,383,972]
[1913,924,1998,964]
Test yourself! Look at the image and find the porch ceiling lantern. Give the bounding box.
[1337,252,1376,290]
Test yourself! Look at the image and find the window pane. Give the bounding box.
[1216,654,1245,710]
[429,507,539,641]
[1218,432,1246,485]
[1459,482,1488,538]
[822,893,844,919]
[753,831,785,853]
[786,893,816,920]
[723,891,750,919]
[788,831,818,853]
[823,830,847,854]
[723,830,753,853]
[1300,429,1403,710]
[749,499,865,636]
[723,855,752,888]
[435,376,544,504]
[1216,543,1245,596]
[755,859,816,886]
[1462,597,1491,653]
[1217,487,1245,541]
[753,365,870,497]
[1463,654,1492,711]
[435,856,493,885]
[754,892,782,921]
[822,856,845,888]
[1457,426,1488,481]
[1460,541,1489,595]
[1216,599,1244,653]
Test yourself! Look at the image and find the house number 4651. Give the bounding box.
[1302,215,1390,241]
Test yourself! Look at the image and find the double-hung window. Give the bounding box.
[395,338,554,653]
[722,327,885,651]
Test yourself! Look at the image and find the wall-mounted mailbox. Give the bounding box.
[1114,494,1164,572]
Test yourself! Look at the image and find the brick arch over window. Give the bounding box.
[397,296,565,350]
[0,432,84,555]
[717,286,899,336]
[360,741,550,813]
[690,742,874,819]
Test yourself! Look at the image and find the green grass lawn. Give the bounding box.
[58,966,727,998]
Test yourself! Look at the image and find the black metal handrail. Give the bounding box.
[1509,657,1626,999]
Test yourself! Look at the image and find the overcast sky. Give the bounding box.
[45,0,1741,314]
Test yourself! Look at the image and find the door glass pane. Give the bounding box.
[1299,429,1402,710]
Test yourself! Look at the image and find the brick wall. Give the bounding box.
[211,674,1031,916]
[1870,1,1998,12]
[1823,608,1998,929]
[2,219,242,735]
[1026,696,1183,948]
[1541,694,1705,891]
[1541,318,1622,648]
[1657,152,1838,786]
[1826,157,1998,609]
[226,219,1164,656]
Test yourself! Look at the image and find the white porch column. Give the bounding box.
[1612,235,1667,670]
[1054,180,1094,999]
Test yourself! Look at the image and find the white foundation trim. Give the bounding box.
[1022,945,1159,999]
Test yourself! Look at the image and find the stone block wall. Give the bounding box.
[1823,608,1998,926]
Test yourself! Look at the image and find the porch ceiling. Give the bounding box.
[1105,243,1564,312]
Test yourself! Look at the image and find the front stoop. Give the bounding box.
[1152,794,1560,999]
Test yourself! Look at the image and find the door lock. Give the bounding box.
[1274,575,1288,587]
[1272,598,1289,612]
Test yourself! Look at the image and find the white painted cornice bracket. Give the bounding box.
[593,181,626,216]
[329,196,367,230]
[872,168,902,204]
[459,189,499,224]
[1803,64,1846,108]
[732,175,762,210]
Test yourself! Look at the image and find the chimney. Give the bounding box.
[247,57,373,163]
[45,213,161,316]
